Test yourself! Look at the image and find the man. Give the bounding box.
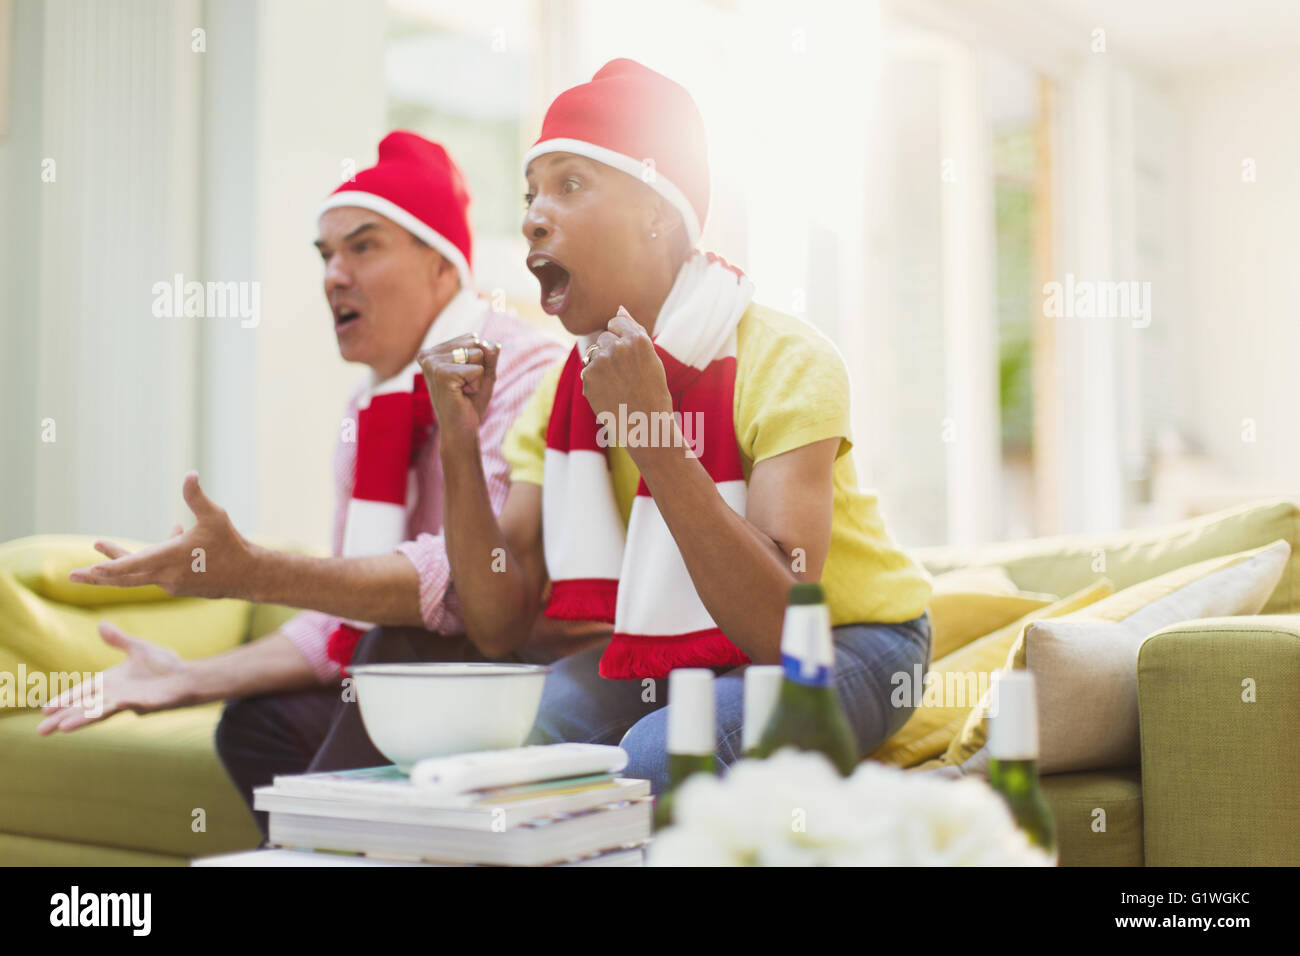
[40,132,575,835]
[423,60,933,792]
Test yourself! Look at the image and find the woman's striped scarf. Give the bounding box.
[541,252,755,679]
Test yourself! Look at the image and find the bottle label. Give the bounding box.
[782,653,831,688]
[780,604,834,687]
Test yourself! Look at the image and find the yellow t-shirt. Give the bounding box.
[502,301,933,626]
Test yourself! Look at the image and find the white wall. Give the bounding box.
[2,0,388,551]
[9,0,203,541]
[200,0,387,549]
[1175,53,1300,495]
[0,0,44,540]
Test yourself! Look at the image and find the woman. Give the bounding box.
[420,59,932,790]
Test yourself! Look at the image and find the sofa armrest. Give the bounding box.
[1137,615,1300,866]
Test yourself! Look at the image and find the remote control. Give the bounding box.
[408,743,629,795]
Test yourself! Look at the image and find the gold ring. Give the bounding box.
[582,343,600,367]
[452,347,468,365]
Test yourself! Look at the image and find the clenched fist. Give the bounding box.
[418,333,502,448]
[580,307,674,439]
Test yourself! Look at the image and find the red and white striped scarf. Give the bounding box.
[326,289,486,670]
[541,252,755,679]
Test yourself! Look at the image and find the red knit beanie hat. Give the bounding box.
[524,59,709,246]
[320,131,473,287]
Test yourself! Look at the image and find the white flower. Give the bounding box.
[646,750,1054,867]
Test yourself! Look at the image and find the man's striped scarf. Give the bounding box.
[326,289,485,670]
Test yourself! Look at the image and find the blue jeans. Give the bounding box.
[527,614,932,793]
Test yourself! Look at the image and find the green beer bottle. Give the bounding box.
[986,670,1059,862]
[741,665,784,758]
[653,668,717,830]
[753,583,859,776]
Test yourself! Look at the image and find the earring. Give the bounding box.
[650,231,658,239]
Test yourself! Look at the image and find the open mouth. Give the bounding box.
[526,252,573,316]
[334,306,361,331]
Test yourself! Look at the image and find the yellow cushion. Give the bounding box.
[941,541,1289,770]
[930,564,1022,595]
[0,535,173,606]
[928,565,1058,660]
[915,498,1300,614]
[870,580,1113,768]
[0,536,251,705]
[927,592,1056,662]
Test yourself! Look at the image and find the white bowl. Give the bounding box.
[348,662,551,772]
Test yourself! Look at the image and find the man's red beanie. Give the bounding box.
[320,131,473,287]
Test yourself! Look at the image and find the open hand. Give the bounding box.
[67,472,256,599]
[36,621,190,734]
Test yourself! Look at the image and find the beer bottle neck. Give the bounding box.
[780,603,834,688]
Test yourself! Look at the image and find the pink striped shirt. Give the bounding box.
[280,307,567,682]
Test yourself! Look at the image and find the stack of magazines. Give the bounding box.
[237,744,651,867]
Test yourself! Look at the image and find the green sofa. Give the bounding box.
[2,500,1298,866]
[0,599,297,865]
[914,498,1300,866]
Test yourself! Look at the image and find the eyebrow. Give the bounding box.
[344,222,381,241]
[314,221,381,252]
